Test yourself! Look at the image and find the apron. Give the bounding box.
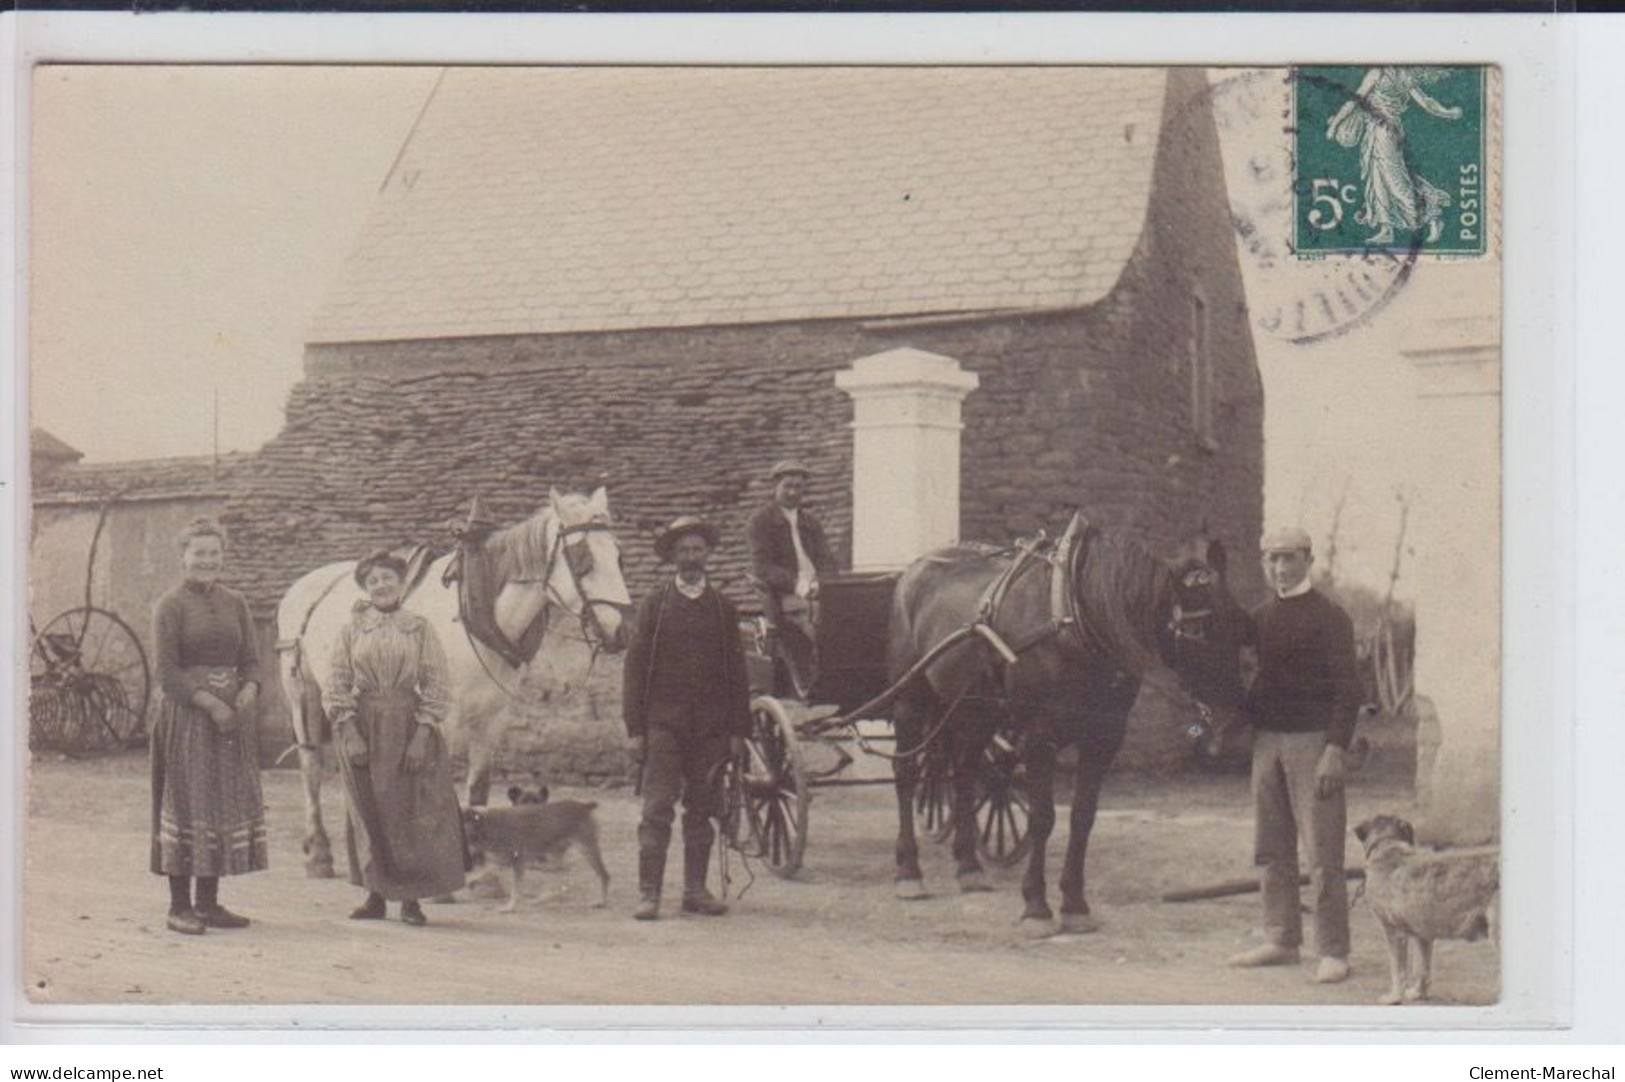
[339,689,466,900]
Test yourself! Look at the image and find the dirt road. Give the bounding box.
[22,754,1496,1007]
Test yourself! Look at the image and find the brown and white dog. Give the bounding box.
[462,798,610,913]
[1354,814,1499,1005]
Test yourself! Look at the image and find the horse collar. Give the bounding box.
[1056,518,1114,663]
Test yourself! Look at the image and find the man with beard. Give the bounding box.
[623,516,751,921]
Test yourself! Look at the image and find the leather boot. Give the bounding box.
[634,847,664,921]
[681,837,727,916]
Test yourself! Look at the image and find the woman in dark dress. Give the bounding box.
[326,550,465,926]
[150,517,268,935]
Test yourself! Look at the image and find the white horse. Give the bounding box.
[275,487,632,878]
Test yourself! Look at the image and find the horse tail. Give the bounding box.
[297,666,329,747]
[276,563,355,749]
[276,635,329,748]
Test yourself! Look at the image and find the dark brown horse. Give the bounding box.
[886,514,1248,933]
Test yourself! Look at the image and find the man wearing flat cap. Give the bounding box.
[622,516,751,921]
[747,459,837,697]
[1229,526,1362,985]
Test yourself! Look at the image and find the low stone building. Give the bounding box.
[119,67,1264,777]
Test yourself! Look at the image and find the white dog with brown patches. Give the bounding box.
[1354,814,1499,1005]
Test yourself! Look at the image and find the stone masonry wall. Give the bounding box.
[235,69,1262,777]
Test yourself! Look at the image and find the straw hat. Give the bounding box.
[654,515,720,562]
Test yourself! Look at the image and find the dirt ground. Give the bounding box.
[21,752,1497,1007]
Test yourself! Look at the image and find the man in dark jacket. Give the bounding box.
[1228,526,1362,984]
[623,516,751,921]
[746,459,838,696]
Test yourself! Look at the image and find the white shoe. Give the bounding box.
[1313,956,1351,984]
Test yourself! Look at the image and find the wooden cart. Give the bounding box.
[720,572,1031,879]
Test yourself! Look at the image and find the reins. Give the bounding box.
[805,518,1095,766]
[809,514,1223,767]
[852,680,975,763]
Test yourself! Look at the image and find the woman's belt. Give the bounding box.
[183,665,241,701]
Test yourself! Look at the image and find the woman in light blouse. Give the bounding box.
[326,550,465,926]
[150,517,267,935]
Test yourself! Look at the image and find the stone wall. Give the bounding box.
[229,67,1262,777]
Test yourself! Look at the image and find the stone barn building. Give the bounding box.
[223,66,1264,775]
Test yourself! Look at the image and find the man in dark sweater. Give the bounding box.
[1229,526,1362,984]
[623,516,752,921]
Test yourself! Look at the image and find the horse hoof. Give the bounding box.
[1378,991,1403,1006]
[304,859,335,879]
[957,871,993,894]
[1058,912,1099,935]
[1020,916,1058,939]
[895,878,929,900]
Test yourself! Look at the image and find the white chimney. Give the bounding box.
[835,348,979,572]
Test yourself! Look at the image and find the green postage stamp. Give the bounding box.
[1293,65,1487,256]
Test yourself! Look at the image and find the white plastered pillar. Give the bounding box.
[1405,340,1501,846]
[835,348,979,572]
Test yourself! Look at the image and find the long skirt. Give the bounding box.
[339,689,466,901]
[149,668,269,877]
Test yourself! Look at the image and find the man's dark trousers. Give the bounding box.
[638,717,727,900]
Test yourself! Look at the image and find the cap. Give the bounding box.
[770,458,811,482]
[1260,526,1314,555]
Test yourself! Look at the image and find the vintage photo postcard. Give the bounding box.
[20,61,1501,1011]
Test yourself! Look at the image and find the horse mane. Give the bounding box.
[1073,528,1173,675]
[482,504,560,582]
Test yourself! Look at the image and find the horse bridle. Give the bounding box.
[1166,567,1219,652]
[1064,534,1226,727]
[523,515,631,658]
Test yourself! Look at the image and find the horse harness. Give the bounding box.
[276,511,623,713]
[442,513,623,697]
[841,515,1110,764]
[857,514,1220,765]
[972,513,1108,667]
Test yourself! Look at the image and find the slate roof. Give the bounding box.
[309,66,1172,344]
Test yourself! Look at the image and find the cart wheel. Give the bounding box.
[742,695,809,879]
[916,745,955,844]
[29,607,151,755]
[973,736,1031,867]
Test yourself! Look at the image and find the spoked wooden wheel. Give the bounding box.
[29,606,152,755]
[973,734,1031,866]
[916,743,955,844]
[741,695,810,879]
